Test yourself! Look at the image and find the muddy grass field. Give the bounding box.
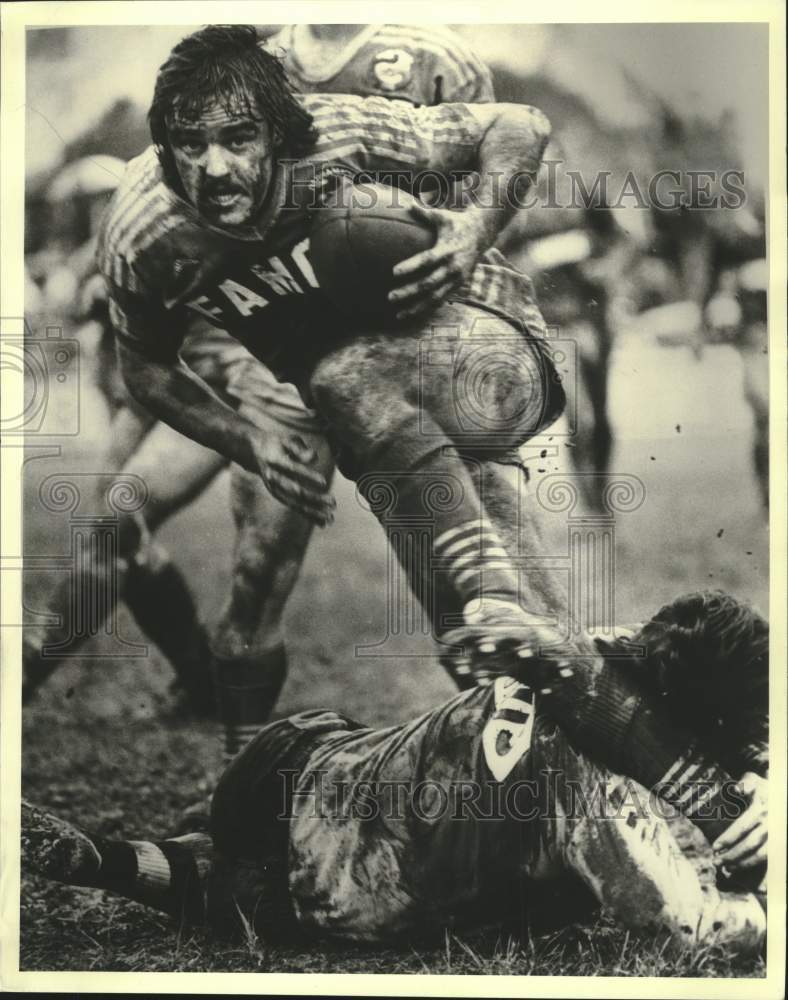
[17,333,769,978]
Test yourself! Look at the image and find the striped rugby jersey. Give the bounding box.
[265,24,494,105]
[97,93,547,375]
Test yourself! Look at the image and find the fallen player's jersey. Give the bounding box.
[284,679,538,940]
[265,24,494,105]
[97,94,547,383]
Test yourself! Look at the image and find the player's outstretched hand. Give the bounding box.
[388,203,485,321]
[250,432,336,526]
[713,771,767,873]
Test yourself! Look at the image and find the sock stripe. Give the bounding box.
[439,532,505,560]
[672,764,719,806]
[224,724,261,759]
[684,781,724,816]
[129,841,171,892]
[439,536,484,560]
[658,750,694,790]
[664,759,708,802]
[450,550,509,573]
[167,833,214,879]
[434,519,494,553]
[456,562,516,588]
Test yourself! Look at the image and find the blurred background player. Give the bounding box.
[24,154,224,714]
[24,23,498,764]
[637,104,768,510]
[264,23,493,105]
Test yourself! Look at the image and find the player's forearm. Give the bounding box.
[465,103,551,249]
[119,346,258,472]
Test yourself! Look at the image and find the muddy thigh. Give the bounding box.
[308,303,552,469]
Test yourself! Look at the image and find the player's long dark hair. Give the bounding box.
[148,25,317,194]
[633,589,768,693]
[623,590,768,773]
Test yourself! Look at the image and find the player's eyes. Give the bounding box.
[174,137,204,154]
[227,134,254,150]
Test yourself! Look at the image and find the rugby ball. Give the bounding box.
[309,181,435,323]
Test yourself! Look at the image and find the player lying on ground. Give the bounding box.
[24,23,496,760]
[22,590,768,954]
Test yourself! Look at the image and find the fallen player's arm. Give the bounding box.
[390,102,551,319]
[713,771,768,872]
[118,340,335,525]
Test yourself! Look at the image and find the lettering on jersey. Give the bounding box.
[373,49,414,91]
[185,237,318,325]
[482,677,535,782]
[250,257,302,295]
[291,239,319,288]
[219,279,270,317]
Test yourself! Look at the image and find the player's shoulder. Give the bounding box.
[98,147,188,281]
[372,24,490,83]
[374,23,481,58]
[300,90,402,132]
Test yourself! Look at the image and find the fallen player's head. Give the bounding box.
[626,590,768,769]
[148,25,317,226]
[634,589,767,689]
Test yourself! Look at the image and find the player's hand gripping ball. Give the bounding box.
[310,181,436,324]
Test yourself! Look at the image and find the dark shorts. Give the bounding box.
[207,710,367,939]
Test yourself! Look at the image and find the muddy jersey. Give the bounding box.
[97,94,547,383]
[265,24,494,105]
[283,679,538,940]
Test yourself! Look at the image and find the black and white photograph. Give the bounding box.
[1,1,785,992]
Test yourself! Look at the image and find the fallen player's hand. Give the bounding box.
[713,771,767,873]
[388,204,485,321]
[249,432,336,526]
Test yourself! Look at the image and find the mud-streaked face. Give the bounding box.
[167,98,275,227]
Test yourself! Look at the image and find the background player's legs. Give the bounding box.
[568,319,614,512]
[527,719,765,955]
[100,396,155,470]
[24,400,151,696]
[211,450,332,761]
[24,417,225,711]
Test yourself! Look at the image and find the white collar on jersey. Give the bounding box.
[285,24,384,83]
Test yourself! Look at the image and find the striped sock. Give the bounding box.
[654,747,738,843]
[96,834,212,923]
[213,647,287,765]
[358,423,523,629]
[433,516,520,606]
